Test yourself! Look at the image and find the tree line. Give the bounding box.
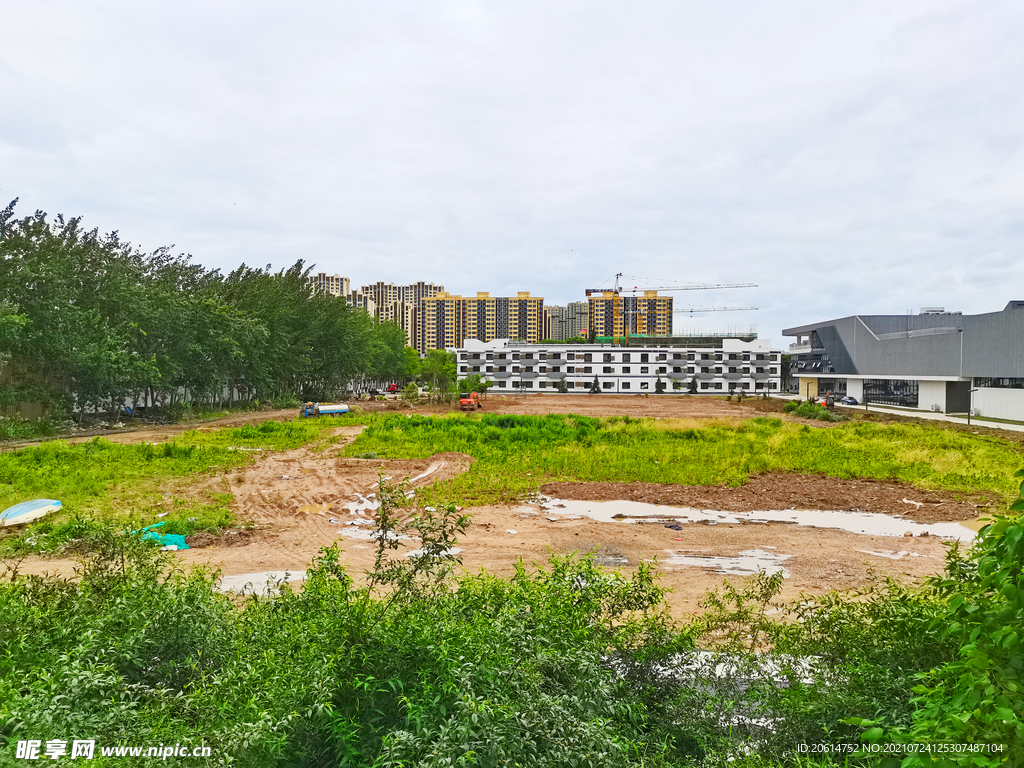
[0,199,411,420]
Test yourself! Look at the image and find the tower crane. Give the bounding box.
[584,273,758,343]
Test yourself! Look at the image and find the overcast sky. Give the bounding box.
[3,1,1023,344]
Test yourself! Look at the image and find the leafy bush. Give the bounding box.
[784,400,845,422]
[0,479,687,766]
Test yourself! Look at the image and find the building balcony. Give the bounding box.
[491,370,511,378]
[520,371,539,378]
[695,369,718,379]
[668,369,687,379]
[752,369,771,379]
[724,370,743,379]
[546,370,566,378]
[789,343,812,354]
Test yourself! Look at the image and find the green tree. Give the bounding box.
[655,374,666,394]
[688,378,698,394]
[589,376,601,394]
[420,349,456,401]
[458,373,491,394]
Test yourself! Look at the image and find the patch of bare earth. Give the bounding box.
[9,400,1002,619]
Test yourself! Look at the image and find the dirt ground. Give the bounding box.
[8,395,998,619]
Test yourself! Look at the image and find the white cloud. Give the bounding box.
[3,0,1023,342]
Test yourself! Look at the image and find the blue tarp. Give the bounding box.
[132,521,190,550]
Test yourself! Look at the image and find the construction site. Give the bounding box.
[6,394,1008,618]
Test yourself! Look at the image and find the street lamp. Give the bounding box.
[967,388,979,426]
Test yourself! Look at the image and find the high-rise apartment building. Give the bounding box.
[379,300,419,349]
[546,301,589,340]
[588,291,672,339]
[347,290,377,317]
[307,273,350,297]
[418,291,545,353]
[357,281,444,348]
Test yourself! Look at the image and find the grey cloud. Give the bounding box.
[2,1,1024,341]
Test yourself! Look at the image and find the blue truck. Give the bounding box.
[300,402,350,418]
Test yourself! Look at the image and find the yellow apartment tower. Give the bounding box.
[418,291,545,353]
[588,290,673,339]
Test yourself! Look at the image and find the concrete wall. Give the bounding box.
[974,387,1024,421]
[846,379,864,400]
[918,380,947,413]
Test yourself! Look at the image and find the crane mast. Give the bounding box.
[584,273,758,344]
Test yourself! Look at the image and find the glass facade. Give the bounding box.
[864,379,919,407]
[974,377,1024,389]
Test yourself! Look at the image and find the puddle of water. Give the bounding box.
[217,570,307,595]
[298,503,333,515]
[959,517,996,532]
[410,463,440,483]
[405,546,462,559]
[665,549,791,576]
[856,550,932,560]
[523,497,976,541]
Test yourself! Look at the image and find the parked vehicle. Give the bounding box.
[840,396,859,405]
[300,402,350,418]
[386,383,399,393]
[459,392,482,410]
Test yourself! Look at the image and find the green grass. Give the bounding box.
[0,417,345,553]
[339,413,1024,508]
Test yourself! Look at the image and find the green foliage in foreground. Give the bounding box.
[2,475,1023,765]
[0,483,690,768]
[340,413,1024,506]
[0,417,343,553]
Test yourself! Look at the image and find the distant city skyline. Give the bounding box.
[4,1,1024,345]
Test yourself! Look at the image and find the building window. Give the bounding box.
[714,382,723,389]
[603,353,613,362]
[603,366,614,374]
[640,382,649,390]
[701,382,710,390]
[975,377,1024,389]
[622,382,631,390]
[603,382,614,389]
[622,367,631,373]
[640,367,649,374]
[864,379,919,407]
[622,353,631,363]
[641,353,649,362]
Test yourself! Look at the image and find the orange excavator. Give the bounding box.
[459,392,482,410]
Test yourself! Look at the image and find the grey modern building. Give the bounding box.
[783,301,1024,420]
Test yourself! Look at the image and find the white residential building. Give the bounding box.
[456,338,782,393]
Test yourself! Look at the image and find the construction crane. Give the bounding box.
[585,273,758,343]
